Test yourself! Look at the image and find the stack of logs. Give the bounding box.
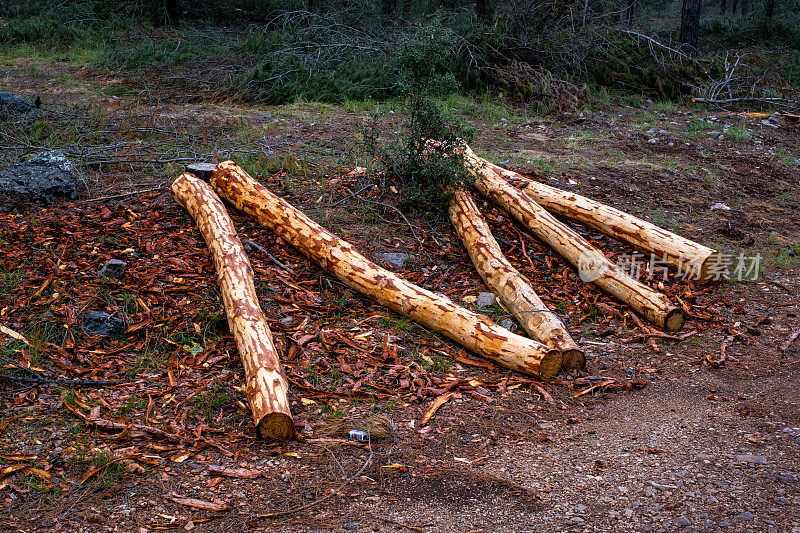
[172,144,721,440]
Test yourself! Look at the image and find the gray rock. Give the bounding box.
[775,471,798,483]
[375,252,409,268]
[735,511,754,521]
[710,202,731,211]
[343,523,357,531]
[0,150,77,205]
[500,318,516,331]
[575,503,588,512]
[674,516,691,527]
[736,454,767,464]
[98,259,127,279]
[280,316,294,328]
[476,292,496,308]
[0,91,40,122]
[82,311,126,337]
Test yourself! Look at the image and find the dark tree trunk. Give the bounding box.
[741,0,749,14]
[625,0,636,23]
[765,0,774,18]
[720,0,727,14]
[732,0,738,14]
[165,0,179,26]
[680,0,702,54]
[476,0,488,19]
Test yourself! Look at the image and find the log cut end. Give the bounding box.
[664,308,686,332]
[184,163,217,182]
[699,250,729,282]
[257,412,296,441]
[539,349,563,380]
[560,348,586,371]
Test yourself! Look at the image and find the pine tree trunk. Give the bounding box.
[465,157,686,332]
[210,162,562,379]
[171,173,294,441]
[449,190,585,370]
[680,0,702,53]
[465,149,723,282]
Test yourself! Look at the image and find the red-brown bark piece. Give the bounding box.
[210,162,562,380]
[171,173,294,441]
[449,189,585,370]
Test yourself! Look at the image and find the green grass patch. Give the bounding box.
[724,121,750,140]
[193,384,232,424]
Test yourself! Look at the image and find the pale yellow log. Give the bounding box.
[171,173,294,441]
[463,157,685,332]
[210,161,562,379]
[464,147,723,281]
[449,190,586,370]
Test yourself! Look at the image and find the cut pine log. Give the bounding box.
[464,158,686,332]
[464,147,723,281]
[171,173,294,441]
[449,190,586,370]
[210,161,562,379]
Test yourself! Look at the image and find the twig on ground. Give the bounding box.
[0,374,123,388]
[244,240,296,275]
[82,186,167,203]
[345,187,421,242]
[706,335,733,367]
[258,444,374,518]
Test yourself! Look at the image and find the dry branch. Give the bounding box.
[210,161,562,379]
[448,189,585,370]
[464,153,685,332]
[171,173,294,441]
[465,147,723,282]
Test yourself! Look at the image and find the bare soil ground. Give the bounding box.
[1,59,799,532]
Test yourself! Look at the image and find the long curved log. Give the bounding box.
[210,161,562,379]
[449,189,586,370]
[464,147,723,281]
[171,173,294,441]
[465,158,685,332]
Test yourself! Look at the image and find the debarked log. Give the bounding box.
[210,161,562,379]
[464,147,724,281]
[171,173,294,441]
[465,158,686,332]
[449,189,586,370]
